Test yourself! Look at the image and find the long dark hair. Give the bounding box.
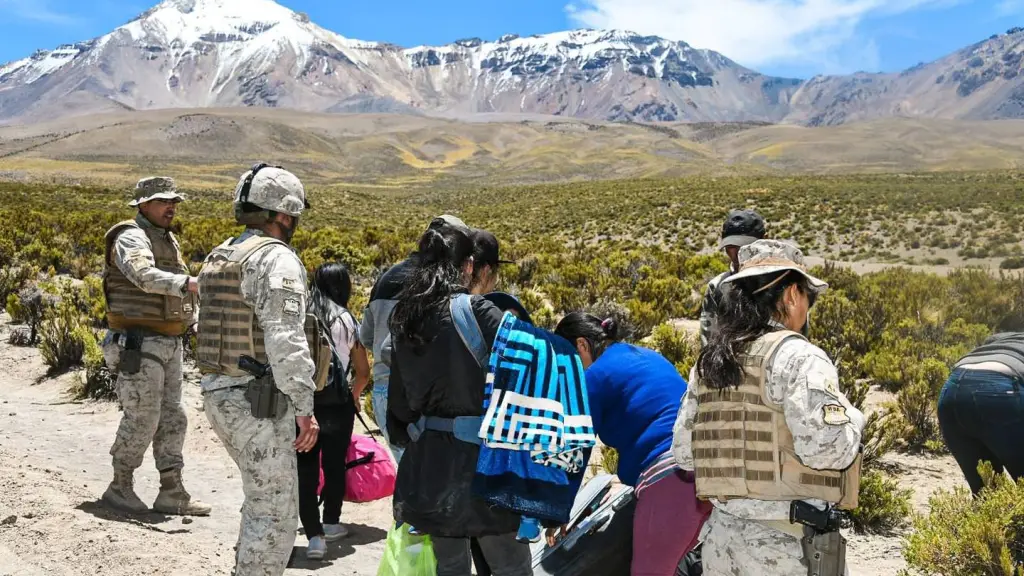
[697,270,812,390]
[389,223,475,346]
[310,262,352,330]
[555,312,621,361]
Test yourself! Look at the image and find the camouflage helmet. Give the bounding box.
[232,163,308,224]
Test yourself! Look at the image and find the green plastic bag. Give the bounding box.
[377,523,437,576]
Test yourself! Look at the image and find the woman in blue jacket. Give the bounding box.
[554,313,711,576]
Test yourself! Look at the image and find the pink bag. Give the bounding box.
[341,433,397,503]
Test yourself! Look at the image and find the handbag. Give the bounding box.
[341,412,397,503]
[377,522,436,576]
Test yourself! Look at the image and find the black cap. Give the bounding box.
[472,230,515,267]
[719,209,766,249]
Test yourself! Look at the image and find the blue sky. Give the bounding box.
[0,0,1020,78]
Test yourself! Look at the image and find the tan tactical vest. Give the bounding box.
[692,330,861,509]
[195,234,331,391]
[103,219,196,336]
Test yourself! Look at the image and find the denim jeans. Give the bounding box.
[937,367,1024,494]
[371,383,405,464]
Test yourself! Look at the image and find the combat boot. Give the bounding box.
[153,469,212,516]
[101,469,150,514]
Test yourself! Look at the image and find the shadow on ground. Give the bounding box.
[289,523,389,570]
[76,500,190,534]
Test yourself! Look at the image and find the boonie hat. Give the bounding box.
[719,209,766,249]
[721,239,828,292]
[129,177,183,207]
[472,230,515,267]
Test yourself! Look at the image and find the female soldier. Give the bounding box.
[672,239,864,576]
[386,220,531,576]
[554,313,712,576]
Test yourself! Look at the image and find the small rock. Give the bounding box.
[7,413,14,416]
[1,515,16,525]
[182,517,194,525]
[23,512,35,519]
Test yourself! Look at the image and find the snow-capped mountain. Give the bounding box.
[3,0,1023,126]
[0,0,801,124]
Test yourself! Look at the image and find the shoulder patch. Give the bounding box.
[283,297,300,316]
[822,404,851,426]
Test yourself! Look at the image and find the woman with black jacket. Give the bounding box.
[386,219,531,576]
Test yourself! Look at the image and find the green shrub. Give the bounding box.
[6,286,53,344]
[75,329,115,401]
[894,358,949,451]
[1001,256,1024,270]
[850,469,913,534]
[648,322,699,376]
[37,281,90,374]
[902,461,1024,576]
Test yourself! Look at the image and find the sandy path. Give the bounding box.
[0,313,970,576]
[0,314,391,576]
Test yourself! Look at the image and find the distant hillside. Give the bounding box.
[2,110,1024,186]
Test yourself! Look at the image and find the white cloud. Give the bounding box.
[0,0,81,25]
[566,0,959,73]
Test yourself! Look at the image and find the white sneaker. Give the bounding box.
[323,523,349,542]
[306,535,326,560]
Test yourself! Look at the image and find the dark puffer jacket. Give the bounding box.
[386,292,520,538]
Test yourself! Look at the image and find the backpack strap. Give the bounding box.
[450,293,488,368]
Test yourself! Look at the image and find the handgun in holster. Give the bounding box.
[117,328,146,375]
[790,500,847,576]
[238,355,288,420]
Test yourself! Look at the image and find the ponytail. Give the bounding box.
[555,312,622,360]
[389,224,475,347]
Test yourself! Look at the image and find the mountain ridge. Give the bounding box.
[1,0,1023,126]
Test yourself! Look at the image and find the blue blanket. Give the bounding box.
[478,312,596,469]
[472,312,596,523]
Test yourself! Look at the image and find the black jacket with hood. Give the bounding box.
[386,291,520,538]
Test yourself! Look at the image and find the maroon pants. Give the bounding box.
[630,469,712,576]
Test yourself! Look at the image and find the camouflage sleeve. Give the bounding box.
[671,367,699,471]
[772,339,865,471]
[112,228,189,297]
[242,245,316,418]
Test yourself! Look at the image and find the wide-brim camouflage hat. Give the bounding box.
[128,176,183,207]
[721,239,828,292]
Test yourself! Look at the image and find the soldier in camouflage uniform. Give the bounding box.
[673,240,864,576]
[197,164,321,576]
[698,209,766,347]
[100,177,210,516]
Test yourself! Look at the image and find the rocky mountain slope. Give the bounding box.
[787,28,1024,126]
[1,0,1024,126]
[0,0,802,124]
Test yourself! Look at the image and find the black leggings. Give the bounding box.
[297,400,356,538]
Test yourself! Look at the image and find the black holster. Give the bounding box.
[244,376,289,419]
[117,328,145,375]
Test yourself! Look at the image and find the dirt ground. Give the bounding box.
[0,313,967,576]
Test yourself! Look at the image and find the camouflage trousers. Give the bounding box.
[204,387,298,576]
[101,332,186,473]
[701,507,850,576]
